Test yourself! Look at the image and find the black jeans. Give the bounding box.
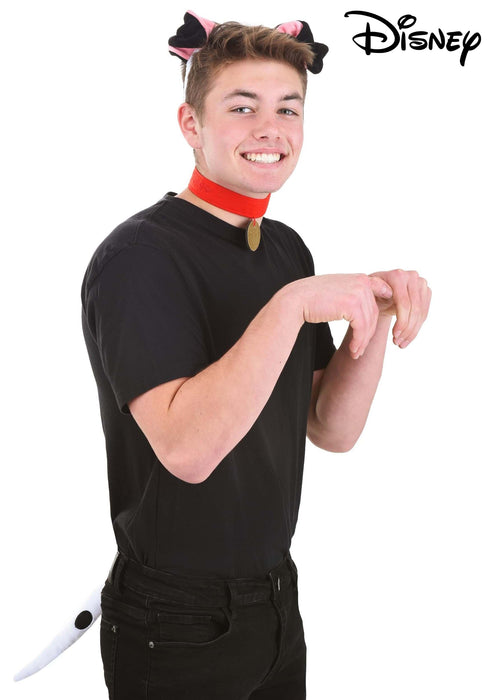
[100,552,307,699]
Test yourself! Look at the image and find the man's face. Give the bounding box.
[191,59,305,198]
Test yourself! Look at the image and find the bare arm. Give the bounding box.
[307,269,431,452]
[307,318,391,452]
[129,286,305,484]
[129,271,428,483]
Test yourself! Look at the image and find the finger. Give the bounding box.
[397,277,431,348]
[397,275,423,346]
[347,301,371,359]
[348,311,369,359]
[348,289,379,359]
[391,274,412,345]
[364,286,381,346]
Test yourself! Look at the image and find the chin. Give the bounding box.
[243,173,292,197]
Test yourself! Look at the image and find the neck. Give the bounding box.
[176,189,253,228]
[176,168,271,229]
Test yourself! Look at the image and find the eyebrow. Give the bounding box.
[223,90,304,103]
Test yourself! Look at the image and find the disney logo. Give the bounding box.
[345,11,481,66]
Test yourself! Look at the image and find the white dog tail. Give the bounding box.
[13,586,103,681]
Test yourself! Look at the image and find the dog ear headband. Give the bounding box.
[168,11,329,75]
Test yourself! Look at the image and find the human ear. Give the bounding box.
[177,103,202,149]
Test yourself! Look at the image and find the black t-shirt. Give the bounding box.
[81,193,335,578]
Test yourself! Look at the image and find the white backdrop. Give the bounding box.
[3,1,488,698]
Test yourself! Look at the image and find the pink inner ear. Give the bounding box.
[275,20,303,38]
[169,46,196,60]
[187,10,217,38]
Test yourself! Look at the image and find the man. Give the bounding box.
[81,13,431,699]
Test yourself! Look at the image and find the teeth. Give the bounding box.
[244,153,281,163]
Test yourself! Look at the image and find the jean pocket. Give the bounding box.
[153,606,232,648]
[100,617,119,699]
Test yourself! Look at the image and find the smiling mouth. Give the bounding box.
[242,153,284,163]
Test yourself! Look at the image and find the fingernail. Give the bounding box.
[394,330,401,339]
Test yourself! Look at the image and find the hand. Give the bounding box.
[292,273,393,359]
[369,270,431,348]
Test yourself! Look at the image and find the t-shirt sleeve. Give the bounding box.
[84,244,211,413]
[296,235,336,371]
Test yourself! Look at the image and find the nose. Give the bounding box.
[252,114,281,141]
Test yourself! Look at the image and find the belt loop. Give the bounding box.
[286,553,298,587]
[268,571,280,602]
[108,551,127,596]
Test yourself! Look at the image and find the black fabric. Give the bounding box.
[81,194,335,578]
[100,554,306,699]
[168,12,210,60]
[286,20,329,74]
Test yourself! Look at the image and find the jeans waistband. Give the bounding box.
[107,552,298,608]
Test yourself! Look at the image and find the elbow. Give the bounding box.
[315,440,357,453]
[323,440,357,453]
[155,443,219,485]
[159,456,215,484]
[307,415,363,453]
[308,428,358,453]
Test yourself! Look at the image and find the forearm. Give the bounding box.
[310,315,392,452]
[164,283,304,483]
[138,268,429,480]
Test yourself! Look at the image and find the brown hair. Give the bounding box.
[183,22,315,119]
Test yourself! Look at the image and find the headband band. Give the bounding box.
[168,11,329,78]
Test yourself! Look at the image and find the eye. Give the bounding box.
[232,106,254,114]
[279,108,299,116]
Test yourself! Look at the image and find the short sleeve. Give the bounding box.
[314,322,336,370]
[83,244,210,413]
[297,238,336,371]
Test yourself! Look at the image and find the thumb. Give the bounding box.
[368,275,393,299]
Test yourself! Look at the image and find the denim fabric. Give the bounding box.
[100,553,306,699]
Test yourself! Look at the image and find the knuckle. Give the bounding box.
[354,273,369,289]
[389,269,405,285]
[408,270,424,285]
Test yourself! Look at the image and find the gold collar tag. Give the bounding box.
[246,219,261,252]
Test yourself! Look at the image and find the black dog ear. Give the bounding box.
[296,20,329,74]
[275,20,329,74]
[168,11,217,62]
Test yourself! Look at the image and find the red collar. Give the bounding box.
[188,168,271,219]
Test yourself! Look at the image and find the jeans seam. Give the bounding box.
[144,593,152,700]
